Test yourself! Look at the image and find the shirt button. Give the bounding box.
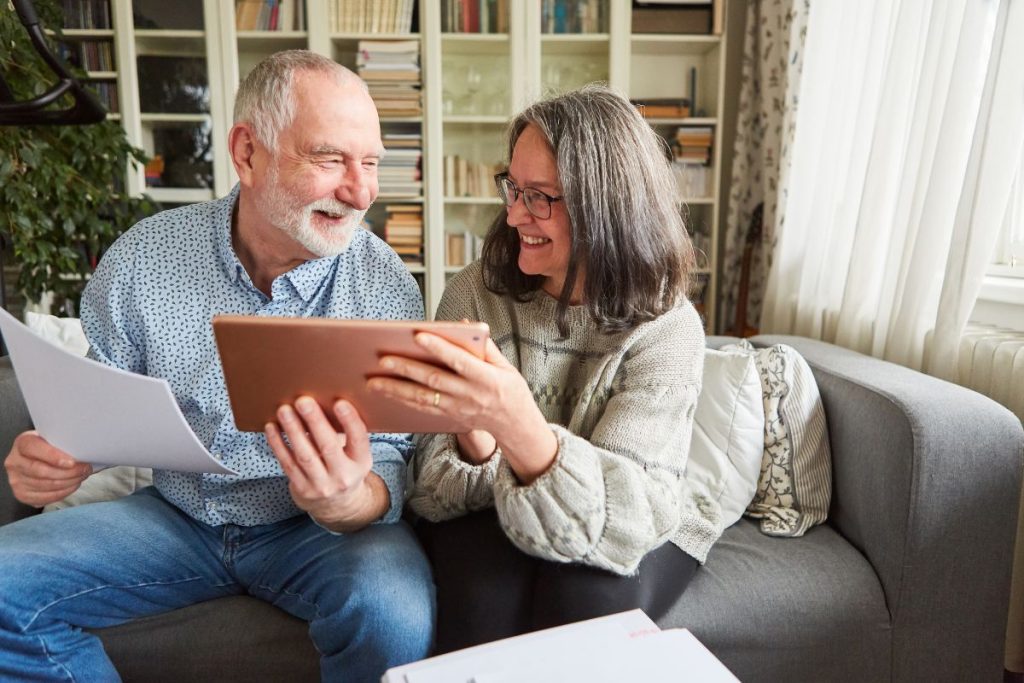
[208,501,218,511]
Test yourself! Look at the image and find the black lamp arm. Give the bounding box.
[0,0,107,125]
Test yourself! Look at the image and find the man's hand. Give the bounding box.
[265,396,389,533]
[4,431,93,508]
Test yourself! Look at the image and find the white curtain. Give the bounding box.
[760,0,1024,374]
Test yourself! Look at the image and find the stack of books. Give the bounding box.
[671,126,713,199]
[540,0,606,33]
[632,98,691,119]
[328,0,416,33]
[62,0,111,29]
[674,126,714,164]
[234,0,305,31]
[357,40,421,117]
[58,40,115,72]
[383,205,423,266]
[380,132,422,197]
[445,231,483,268]
[441,0,510,33]
[673,163,710,199]
[443,155,501,198]
[87,81,119,113]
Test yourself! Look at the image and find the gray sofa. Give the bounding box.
[1,335,1022,682]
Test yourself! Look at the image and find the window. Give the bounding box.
[990,152,1024,276]
[974,147,1024,330]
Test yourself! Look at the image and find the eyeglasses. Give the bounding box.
[494,172,564,220]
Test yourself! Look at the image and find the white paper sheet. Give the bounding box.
[465,629,739,683]
[382,610,666,683]
[0,307,236,475]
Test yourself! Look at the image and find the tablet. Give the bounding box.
[212,316,490,434]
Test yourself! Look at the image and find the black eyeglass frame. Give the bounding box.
[494,172,564,220]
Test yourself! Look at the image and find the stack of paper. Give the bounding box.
[382,609,738,683]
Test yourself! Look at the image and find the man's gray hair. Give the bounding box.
[233,50,366,150]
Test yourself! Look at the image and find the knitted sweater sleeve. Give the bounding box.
[494,311,712,576]
[409,264,501,520]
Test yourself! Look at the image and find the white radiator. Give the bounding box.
[959,323,1024,422]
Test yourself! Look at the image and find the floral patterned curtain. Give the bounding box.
[719,0,809,334]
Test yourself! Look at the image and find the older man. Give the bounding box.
[0,51,433,681]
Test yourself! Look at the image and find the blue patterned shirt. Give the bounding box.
[79,186,424,527]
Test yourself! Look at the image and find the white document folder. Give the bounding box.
[0,307,236,475]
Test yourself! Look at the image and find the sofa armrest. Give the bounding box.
[752,335,1023,681]
[0,357,38,524]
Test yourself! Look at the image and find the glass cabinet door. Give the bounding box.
[132,0,214,203]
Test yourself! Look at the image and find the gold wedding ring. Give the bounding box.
[432,391,441,407]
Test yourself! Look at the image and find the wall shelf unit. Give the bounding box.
[78,0,729,329]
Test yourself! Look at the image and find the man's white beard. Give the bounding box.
[256,165,367,258]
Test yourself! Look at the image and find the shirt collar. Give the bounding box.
[281,253,339,303]
[214,184,344,304]
[215,185,246,285]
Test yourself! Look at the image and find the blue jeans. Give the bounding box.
[0,487,434,682]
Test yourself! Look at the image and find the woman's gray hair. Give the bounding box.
[233,50,366,150]
[481,83,698,336]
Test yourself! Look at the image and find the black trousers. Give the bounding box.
[416,509,699,654]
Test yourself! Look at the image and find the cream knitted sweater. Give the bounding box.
[409,261,721,576]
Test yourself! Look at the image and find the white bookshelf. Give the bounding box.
[92,0,729,330]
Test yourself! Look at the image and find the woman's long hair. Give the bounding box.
[481,84,697,336]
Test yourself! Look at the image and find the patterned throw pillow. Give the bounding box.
[721,340,832,537]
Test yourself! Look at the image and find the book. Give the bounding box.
[631,3,711,34]
[632,98,691,118]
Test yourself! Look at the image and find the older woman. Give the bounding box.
[368,84,720,652]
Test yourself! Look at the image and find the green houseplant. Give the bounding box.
[0,0,155,315]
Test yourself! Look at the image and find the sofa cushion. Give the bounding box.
[722,341,832,537]
[25,312,89,356]
[661,519,891,683]
[686,349,765,530]
[94,595,319,682]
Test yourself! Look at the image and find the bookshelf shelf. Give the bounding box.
[541,33,610,43]
[631,34,721,49]
[644,116,718,126]
[442,115,507,125]
[236,30,308,38]
[86,71,118,79]
[147,187,215,203]
[139,113,211,123]
[378,194,425,203]
[444,197,502,205]
[330,33,420,40]
[133,29,205,39]
[61,28,116,38]
[442,33,509,42]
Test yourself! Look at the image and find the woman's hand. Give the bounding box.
[367,333,558,483]
[265,396,389,531]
